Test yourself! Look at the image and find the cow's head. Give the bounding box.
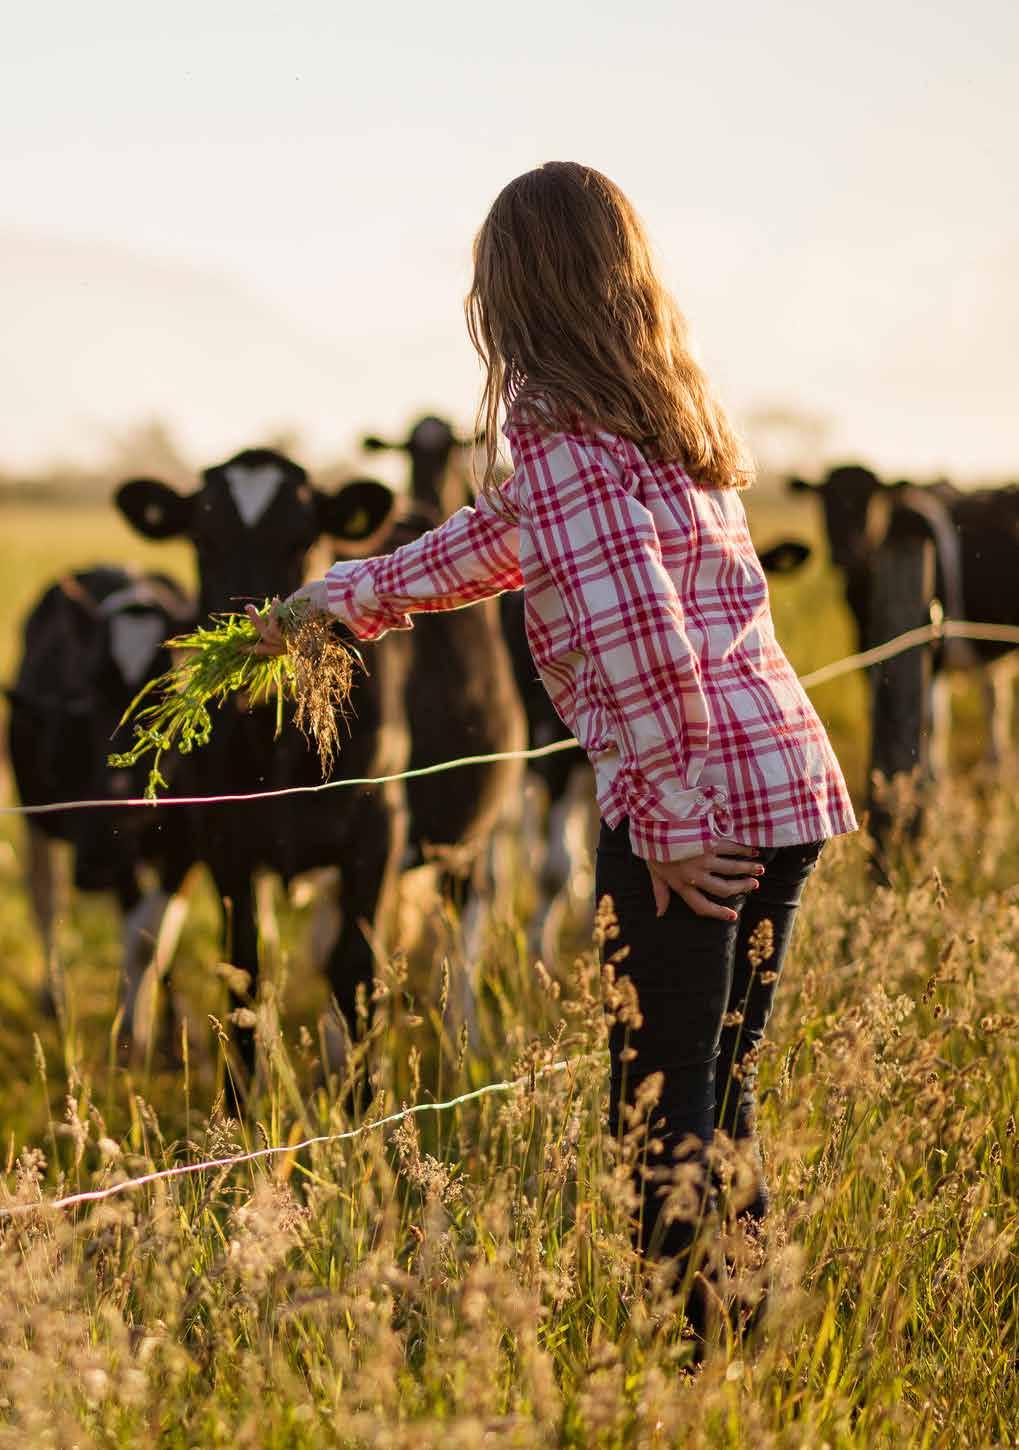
[788,464,887,570]
[22,572,194,887]
[115,449,394,618]
[88,576,194,824]
[363,415,483,518]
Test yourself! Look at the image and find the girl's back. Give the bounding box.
[613,435,772,670]
[505,414,852,855]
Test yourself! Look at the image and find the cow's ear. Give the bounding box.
[316,479,394,541]
[787,475,816,493]
[455,428,486,448]
[115,479,195,539]
[759,540,811,575]
[362,434,404,453]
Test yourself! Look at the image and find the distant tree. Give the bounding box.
[743,403,833,489]
[102,419,193,488]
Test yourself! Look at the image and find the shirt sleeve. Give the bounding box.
[513,426,715,862]
[324,482,522,641]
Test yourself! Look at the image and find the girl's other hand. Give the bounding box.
[647,843,764,921]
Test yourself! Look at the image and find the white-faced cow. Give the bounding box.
[361,417,527,1017]
[8,566,194,1031]
[790,466,1019,772]
[115,450,405,1077]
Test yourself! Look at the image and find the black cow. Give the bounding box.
[115,450,405,1077]
[790,466,1019,768]
[361,417,527,1024]
[8,566,194,1031]
[789,466,955,650]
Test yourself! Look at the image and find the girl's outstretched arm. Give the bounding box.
[323,483,522,640]
[248,483,521,654]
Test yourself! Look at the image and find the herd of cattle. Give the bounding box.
[6,420,1018,1079]
[790,464,1018,863]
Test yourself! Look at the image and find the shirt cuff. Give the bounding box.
[621,785,734,862]
[626,811,717,862]
[324,561,411,641]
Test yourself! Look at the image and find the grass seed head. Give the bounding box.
[281,603,359,778]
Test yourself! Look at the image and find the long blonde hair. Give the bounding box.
[465,161,754,496]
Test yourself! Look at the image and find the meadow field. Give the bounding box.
[0,492,1016,1447]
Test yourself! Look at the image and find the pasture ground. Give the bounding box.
[0,495,1015,1447]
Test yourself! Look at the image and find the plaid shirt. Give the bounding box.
[325,414,857,861]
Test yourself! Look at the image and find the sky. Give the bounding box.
[2,0,1017,480]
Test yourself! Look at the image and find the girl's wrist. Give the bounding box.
[280,580,329,620]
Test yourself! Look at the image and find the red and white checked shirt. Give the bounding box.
[325,413,857,861]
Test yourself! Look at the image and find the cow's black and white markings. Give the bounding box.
[224,457,287,528]
[7,566,194,1034]
[116,450,406,1077]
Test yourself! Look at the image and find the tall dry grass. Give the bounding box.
[0,776,1016,1448]
[1,495,1015,1444]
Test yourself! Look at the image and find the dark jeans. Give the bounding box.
[595,817,824,1260]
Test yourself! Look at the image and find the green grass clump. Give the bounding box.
[108,603,359,797]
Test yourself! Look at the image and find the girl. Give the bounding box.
[249,161,856,1289]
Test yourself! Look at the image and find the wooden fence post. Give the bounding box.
[866,526,936,860]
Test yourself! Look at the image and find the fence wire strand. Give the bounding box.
[3,620,1018,820]
[0,1058,586,1219]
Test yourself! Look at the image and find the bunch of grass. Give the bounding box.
[108,601,359,797]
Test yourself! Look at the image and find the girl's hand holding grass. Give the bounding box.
[246,580,329,657]
[110,586,358,798]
